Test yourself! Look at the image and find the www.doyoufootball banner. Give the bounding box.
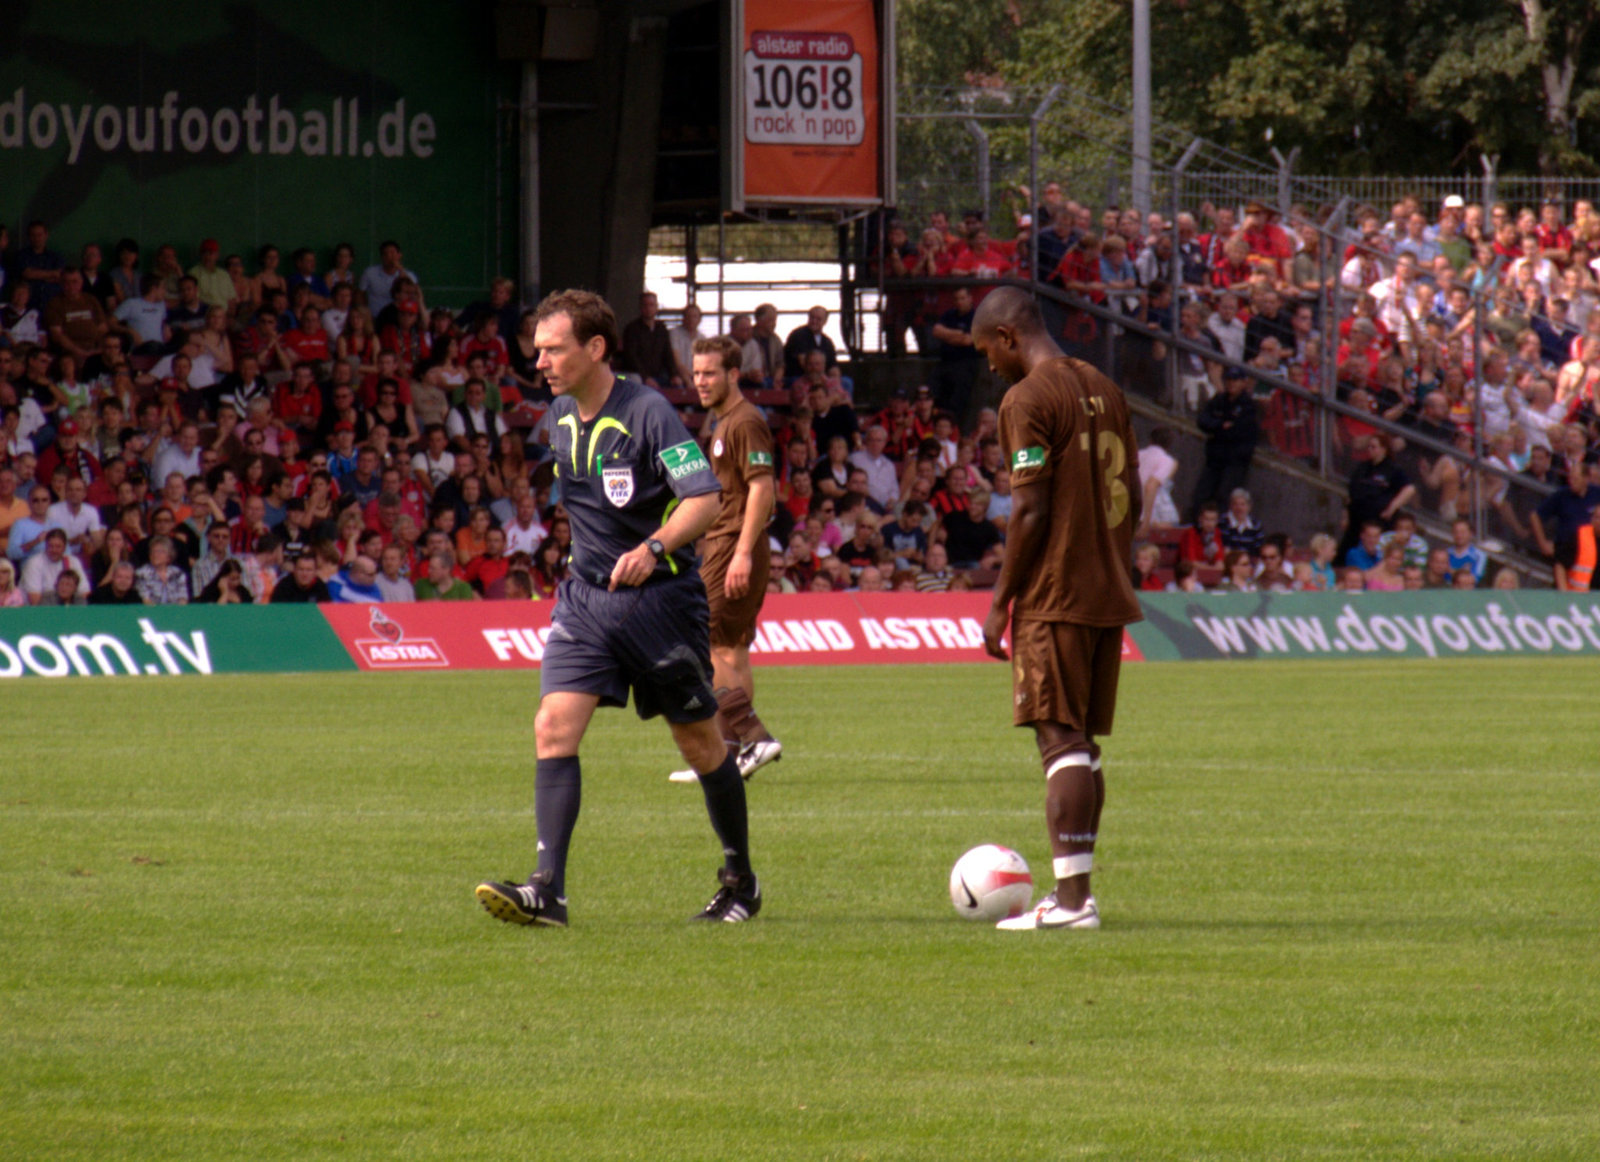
[8,591,1600,678]
[1127,590,1600,661]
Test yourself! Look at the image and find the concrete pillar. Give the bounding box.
[535,5,668,306]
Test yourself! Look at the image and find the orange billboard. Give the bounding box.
[734,0,887,207]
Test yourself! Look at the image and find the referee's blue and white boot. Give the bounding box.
[995,894,1099,931]
[475,873,569,927]
[690,867,761,922]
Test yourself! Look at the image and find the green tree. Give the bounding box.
[1422,0,1600,174]
[899,0,1600,176]
[896,0,1029,88]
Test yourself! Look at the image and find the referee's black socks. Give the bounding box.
[697,752,752,878]
[534,756,582,898]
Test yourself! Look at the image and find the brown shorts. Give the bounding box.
[702,535,770,649]
[1011,619,1123,738]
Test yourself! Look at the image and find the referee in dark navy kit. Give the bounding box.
[476,289,762,927]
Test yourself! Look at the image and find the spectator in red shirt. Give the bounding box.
[928,463,970,519]
[906,384,938,444]
[1339,212,1386,263]
[1050,234,1105,349]
[923,210,956,252]
[1198,204,1237,271]
[85,456,127,510]
[231,494,271,554]
[277,430,307,483]
[281,305,331,369]
[912,225,955,280]
[943,209,982,260]
[361,491,401,545]
[423,306,457,360]
[774,433,812,493]
[461,313,511,379]
[782,466,814,524]
[35,419,101,486]
[1132,542,1165,591]
[950,226,1014,287]
[463,526,511,596]
[1336,294,1393,349]
[1337,319,1384,390]
[234,310,290,375]
[1240,201,1293,284]
[381,300,427,374]
[273,362,323,437]
[1490,220,1522,263]
[1050,232,1100,293]
[372,465,427,529]
[1537,202,1573,265]
[874,386,919,461]
[1179,501,1226,569]
[1211,235,1256,296]
[360,348,413,408]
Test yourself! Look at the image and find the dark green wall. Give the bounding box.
[0,0,518,301]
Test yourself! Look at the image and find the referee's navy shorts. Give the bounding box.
[540,572,719,723]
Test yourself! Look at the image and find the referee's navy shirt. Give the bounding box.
[550,376,720,587]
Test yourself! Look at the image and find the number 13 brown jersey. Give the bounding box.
[997,356,1142,626]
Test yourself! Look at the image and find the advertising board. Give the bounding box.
[1126,591,1600,661]
[0,0,509,299]
[9,592,1593,680]
[0,606,353,679]
[729,0,891,209]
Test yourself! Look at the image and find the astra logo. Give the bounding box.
[355,607,449,668]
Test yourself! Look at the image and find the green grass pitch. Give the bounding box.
[2,659,1598,1160]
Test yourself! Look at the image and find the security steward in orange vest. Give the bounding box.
[1571,505,1600,591]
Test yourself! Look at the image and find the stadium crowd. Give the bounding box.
[5,187,1600,610]
[872,185,1600,590]
[0,223,564,606]
[0,221,1011,607]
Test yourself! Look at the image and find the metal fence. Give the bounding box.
[1188,175,1600,219]
[895,85,1600,227]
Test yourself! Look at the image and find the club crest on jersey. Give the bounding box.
[712,437,725,458]
[602,466,635,506]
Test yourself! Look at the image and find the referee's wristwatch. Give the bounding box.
[645,538,667,561]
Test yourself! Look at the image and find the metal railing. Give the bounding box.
[855,275,1559,579]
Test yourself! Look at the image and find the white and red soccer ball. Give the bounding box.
[949,844,1033,921]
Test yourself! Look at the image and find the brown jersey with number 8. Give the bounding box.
[997,356,1142,626]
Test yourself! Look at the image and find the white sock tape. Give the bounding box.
[1044,752,1094,780]
[1054,854,1094,879]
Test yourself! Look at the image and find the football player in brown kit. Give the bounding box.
[971,287,1142,930]
[669,336,783,782]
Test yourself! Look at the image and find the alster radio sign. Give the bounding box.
[730,0,892,209]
